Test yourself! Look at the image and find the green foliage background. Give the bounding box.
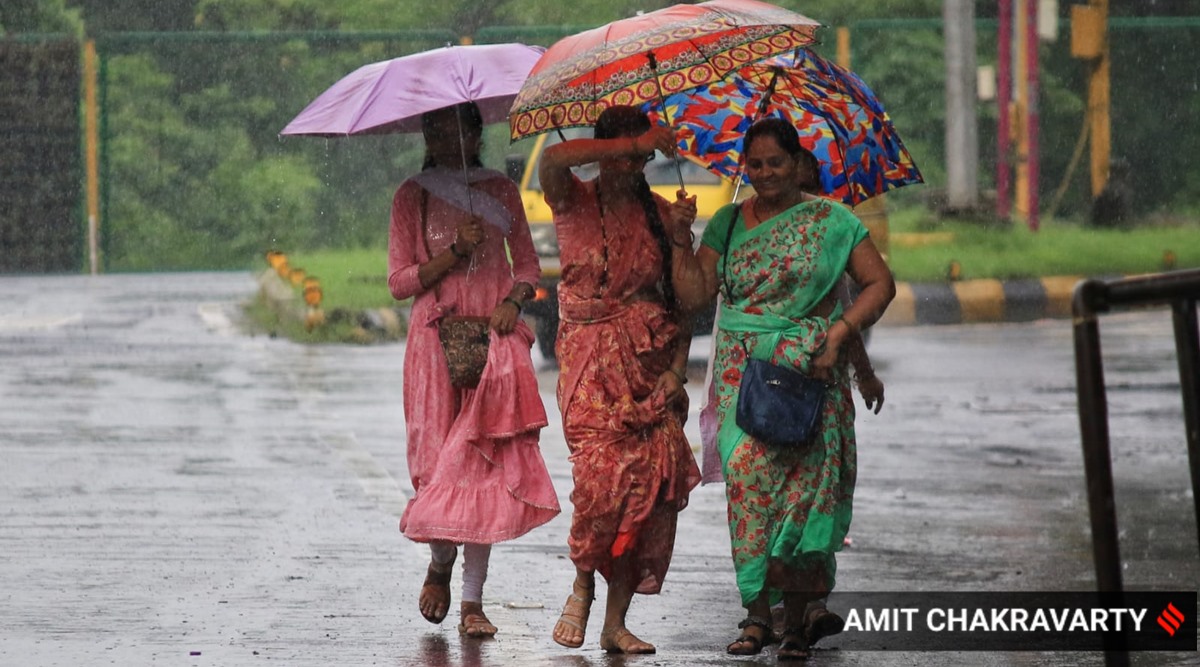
[5,1,1199,272]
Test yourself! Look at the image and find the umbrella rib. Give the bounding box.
[343,62,404,135]
[646,51,687,193]
[778,68,859,205]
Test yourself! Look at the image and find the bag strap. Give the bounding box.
[417,187,445,305]
[721,203,742,302]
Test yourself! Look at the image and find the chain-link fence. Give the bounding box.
[7,18,1198,272]
[0,38,81,272]
[847,17,1200,221]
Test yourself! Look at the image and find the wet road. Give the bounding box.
[0,272,1195,666]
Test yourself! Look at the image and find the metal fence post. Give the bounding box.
[1171,298,1200,554]
[1073,270,1200,666]
[1072,280,1125,596]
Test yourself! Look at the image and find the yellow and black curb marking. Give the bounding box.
[879,276,1086,327]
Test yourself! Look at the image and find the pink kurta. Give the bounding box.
[389,168,559,544]
[550,175,700,594]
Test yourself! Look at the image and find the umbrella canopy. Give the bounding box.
[646,48,924,205]
[509,0,819,141]
[282,43,544,137]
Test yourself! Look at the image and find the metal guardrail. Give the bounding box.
[1073,268,1200,666]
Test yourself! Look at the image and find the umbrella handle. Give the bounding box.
[647,52,687,195]
[454,107,479,277]
[729,66,785,204]
[454,107,475,217]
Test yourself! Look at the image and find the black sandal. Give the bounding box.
[804,606,845,647]
[726,615,775,656]
[777,627,809,661]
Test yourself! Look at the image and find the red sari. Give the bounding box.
[549,176,701,594]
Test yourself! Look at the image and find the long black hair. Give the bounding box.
[744,117,820,192]
[420,101,484,171]
[593,105,676,310]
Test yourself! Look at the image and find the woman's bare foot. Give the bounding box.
[599,627,655,654]
[552,580,593,648]
[457,601,497,638]
[418,560,454,624]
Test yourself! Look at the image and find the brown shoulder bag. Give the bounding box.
[419,189,489,388]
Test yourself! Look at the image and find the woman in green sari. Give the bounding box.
[669,118,895,660]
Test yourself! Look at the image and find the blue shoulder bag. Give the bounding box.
[722,205,828,448]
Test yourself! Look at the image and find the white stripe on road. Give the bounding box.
[327,433,410,518]
[197,302,239,336]
[0,313,82,331]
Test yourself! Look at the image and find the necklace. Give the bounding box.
[750,197,768,224]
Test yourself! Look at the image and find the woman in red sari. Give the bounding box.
[539,106,702,654]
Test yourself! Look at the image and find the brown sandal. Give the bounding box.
[551,582,593,649]
[804,606,845,647]
[726,615,775,655]
[599,627,655,654]
[777,627,810,661]
[418,559,454,624]
[457,602,497,638]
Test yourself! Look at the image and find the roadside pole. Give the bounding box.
[1071,0,1111,197]
[83,39,101,274]
[944,0,979,212]
[996,0,1013,221]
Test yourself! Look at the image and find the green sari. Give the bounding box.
[699,197,868,606]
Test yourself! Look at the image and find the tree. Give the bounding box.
[1,0,82,34]
[69,0,196,32]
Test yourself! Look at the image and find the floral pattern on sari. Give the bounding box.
[700,197,866,605]
[551,176,701,594]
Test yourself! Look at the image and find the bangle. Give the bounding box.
[855,368,875,382]
[669,367,687,383]
[502,296,523,313]
[838,317,859,335]
[450,243,470,260]
[670,230,695,248]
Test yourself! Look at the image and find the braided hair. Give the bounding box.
[593,106,676,311]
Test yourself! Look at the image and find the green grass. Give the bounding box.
[243,290,372,343]
[277,247,396,311]
[884,209,1200,283]
[272,210,1200,314]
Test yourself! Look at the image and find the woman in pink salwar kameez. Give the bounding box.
[388,102,559,638]
[539,106,701,654]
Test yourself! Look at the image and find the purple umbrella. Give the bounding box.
[281,43,545,137]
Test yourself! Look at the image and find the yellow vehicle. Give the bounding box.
[505,128,749,359]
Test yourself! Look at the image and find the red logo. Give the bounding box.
[1157,603,1185,637]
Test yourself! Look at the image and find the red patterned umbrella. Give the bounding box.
[509,0,819,142]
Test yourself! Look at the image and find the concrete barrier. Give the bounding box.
[259,269,1095,335]
[254,270,406,341]
[878,276,1085,327]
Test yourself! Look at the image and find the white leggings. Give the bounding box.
[429,542,490,604]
